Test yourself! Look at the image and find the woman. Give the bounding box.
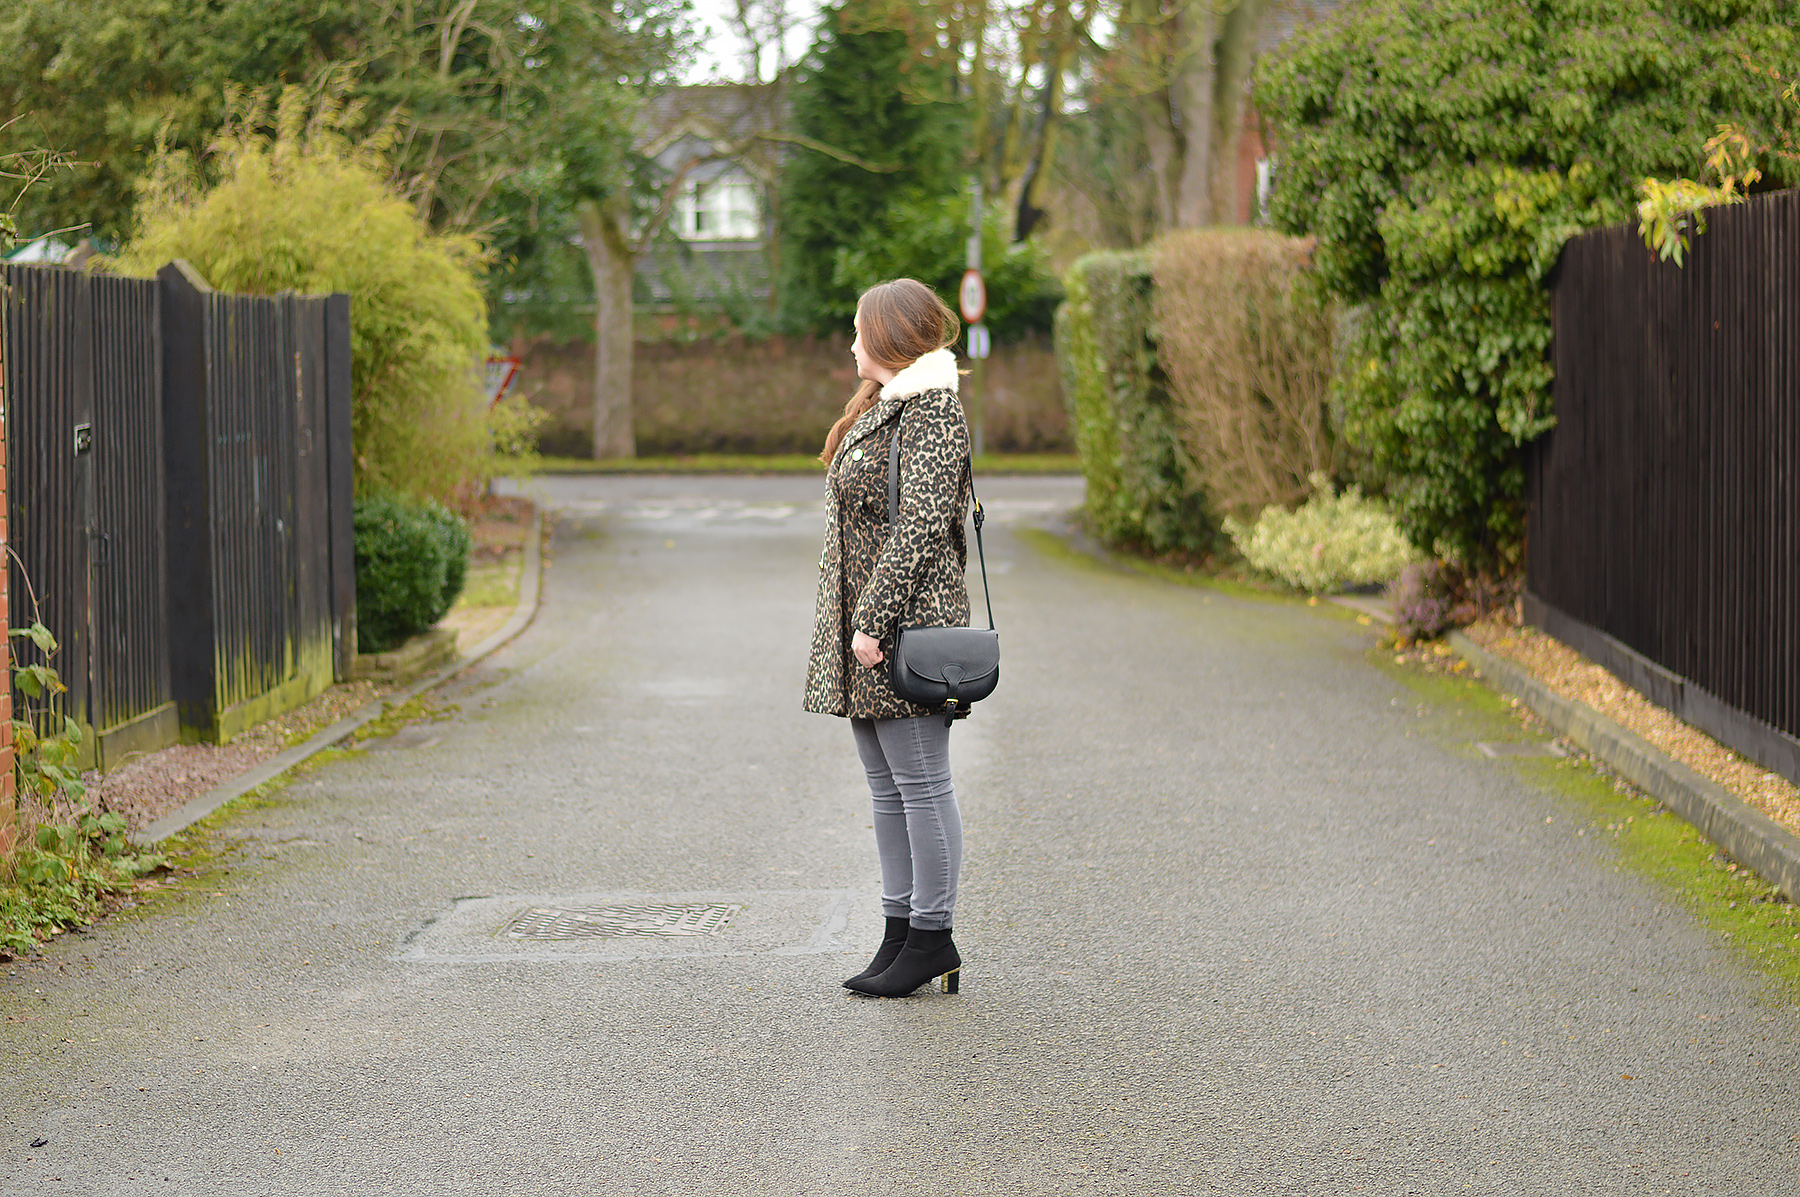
[804,278,973,998]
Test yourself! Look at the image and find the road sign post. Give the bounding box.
[962,179,988,456]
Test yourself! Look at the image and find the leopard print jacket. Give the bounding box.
[804,348,972,719]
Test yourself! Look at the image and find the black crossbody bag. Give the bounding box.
[886,417,1000,726]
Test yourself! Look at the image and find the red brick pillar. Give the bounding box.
[0,380,13,862]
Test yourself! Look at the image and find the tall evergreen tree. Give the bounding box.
[776,2,966,333]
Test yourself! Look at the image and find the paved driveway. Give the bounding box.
[3,472,1797,1195]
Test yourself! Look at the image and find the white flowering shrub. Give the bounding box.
[1223,473,1422,593]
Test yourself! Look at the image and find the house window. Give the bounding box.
[676,174,760,241]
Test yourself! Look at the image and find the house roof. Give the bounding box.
[5,236,72,264]
[639,83,793,183]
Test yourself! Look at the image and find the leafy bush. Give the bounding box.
[1224,473,1421,594]
[110,89,496,502]
[3,619,164,958]
[1055,251,1217,555]
[0,821,161,958]
[1387,561,1467,643]
[1150,230,1339,520]
[354,494,470,653]
[418,501,473,616]
[1254,0,1800,573]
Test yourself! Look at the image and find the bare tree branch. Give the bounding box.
[749,130,902,172]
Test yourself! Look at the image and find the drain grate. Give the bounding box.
[501,902,742,941]
[1476,740,1570,759]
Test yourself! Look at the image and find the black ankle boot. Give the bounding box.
[845,925,960,997]
[844,917,911,987]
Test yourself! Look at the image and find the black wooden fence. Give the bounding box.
[0,260,354,766]
[1529,187,1800,784]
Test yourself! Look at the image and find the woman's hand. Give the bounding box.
[852,630,884,668]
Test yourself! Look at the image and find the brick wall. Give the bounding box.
[513,332,1071,458]
[0,374,13,862]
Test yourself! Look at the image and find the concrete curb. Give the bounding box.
[1449,630,1800,902]
[132,507,546,847]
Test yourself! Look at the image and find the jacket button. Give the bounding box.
[851,448,863,461]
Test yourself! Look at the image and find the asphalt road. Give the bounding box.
[3,472,1798,1196]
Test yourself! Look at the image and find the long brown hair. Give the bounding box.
[819,279,960,463]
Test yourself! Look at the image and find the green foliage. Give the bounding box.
[1639,66,1800,263]
[1224,473,1421,594]
[776,1,969,334]
[0,0,672,295]
[2,619,165,958]
[1055,264,1122,532]
[1254,0,1800,572]
[487,392,550,473]
[1054,251,1217,555]
[110,90,496,501]
[0,0,350,246]
[445,0,679,327]
[1636,175,1741,266]
[353,494,469,653]
[418,501,473,615]
[1,805,165,958]
[832,194,1062,339]
[8,621,85,806]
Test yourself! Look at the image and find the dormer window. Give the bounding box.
[675,173,761,241]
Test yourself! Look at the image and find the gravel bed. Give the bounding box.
[93,681,393,834]
[1463,616,1800,835]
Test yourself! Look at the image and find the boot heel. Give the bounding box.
[845,927,959,997]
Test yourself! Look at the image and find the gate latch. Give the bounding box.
[73,423,93,457]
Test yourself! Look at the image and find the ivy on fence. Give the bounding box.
[1253,0,1800,574]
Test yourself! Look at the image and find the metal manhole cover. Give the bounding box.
[501,902,742,941]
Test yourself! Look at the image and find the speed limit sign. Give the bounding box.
[959,269,987,325]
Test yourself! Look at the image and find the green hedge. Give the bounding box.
[1054,251,1217,555]
[1253,0,1800,573]
[353,495,470,653]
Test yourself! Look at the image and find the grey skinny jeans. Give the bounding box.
[850,715,962,931]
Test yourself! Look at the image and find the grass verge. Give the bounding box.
[1013,524,1330,609]
[1,694,459,958]
[1023,526,1800,999]
[1375,650,1800,1000]
[455,558,521,610]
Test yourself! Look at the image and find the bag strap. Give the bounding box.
[888,405,996,632]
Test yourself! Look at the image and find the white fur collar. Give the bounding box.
[880,348,960,400]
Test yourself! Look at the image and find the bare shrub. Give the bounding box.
[1150,230,1337,519]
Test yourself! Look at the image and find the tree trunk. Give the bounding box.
[1167,1,1218,228]
[1015,23,1074,240]
[578,196,637,459]
[1140,103,1179,232]
[1208,0,1268,226]
[1129,0,1218,232]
